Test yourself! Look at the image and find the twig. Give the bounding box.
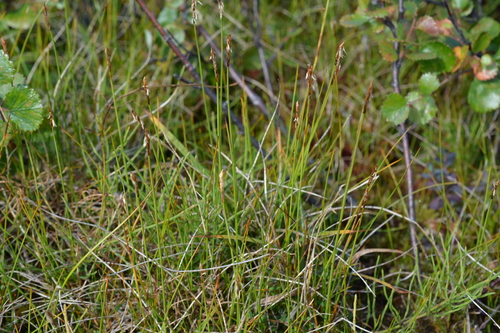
[378,0,420,275]
[134,0,266,158]
[442,0,471,46]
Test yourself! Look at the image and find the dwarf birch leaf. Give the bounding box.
[382,93,409,125]
[472,32,491,53]
[419,73,440,95]
[340,12,370,27]
[468,79,500,112]
[469,17,500,39]
[407,92,438,125]
[379,41,398,62]
[3,86,44,131]
[0,50,15,85]
[419,41,456,73]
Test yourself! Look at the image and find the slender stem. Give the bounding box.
[134,0,267,157]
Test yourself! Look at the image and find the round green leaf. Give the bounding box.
[3,86,44,131]
[381,93,409,125]
[419,42,456,73]
[0,50,15,85]
[467,79,500,113]
[419,73,440,95]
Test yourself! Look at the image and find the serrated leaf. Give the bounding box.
[379,41,398,62]
[381,93,409,125]
[340,12,370,27]
[467,79,500,112]
[0,50,15,85]
[416,16,439,36]
[469,17,500,40]
[407,92,438,125]
[406,51,437,61]
[419,73,440,94]
[419,41,456,73]
[3,87,44,131]
[472,32,491,53]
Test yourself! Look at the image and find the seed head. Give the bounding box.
[225,35,232,67]
[217,0,224,19]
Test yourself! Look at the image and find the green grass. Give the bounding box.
[1,0,500,332]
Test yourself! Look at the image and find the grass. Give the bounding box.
[1,0,500,332]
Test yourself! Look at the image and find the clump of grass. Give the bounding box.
[0,1,499,332]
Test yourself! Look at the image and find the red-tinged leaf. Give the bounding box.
[416,16,439,36]
[379,41,398,62]
[452,45,469,73]
[471,55,498,81]
[436,18,454,36]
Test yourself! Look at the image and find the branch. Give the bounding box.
[134,0,267,158]
[442,0,471,46]
[377,0,420,275]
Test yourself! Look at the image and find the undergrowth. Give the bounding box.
[0,1,499,332]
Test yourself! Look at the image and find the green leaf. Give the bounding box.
[467,79,500,112]
[2,4,38,30]
[472,32,491,53]
[419,41,456,73]
[379,41,398,62]
[469,17,500,40]
[340,12,370,27]
[358,0,370,10]
[3,86,44,131]
[0,50,15,85]
[419,73,440,95]
[381,93,410,125]
[0,73,25,99]
[407,92,438,125]
[404,1,418,16]
[450,0,473,16]
[406,52,437,61]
